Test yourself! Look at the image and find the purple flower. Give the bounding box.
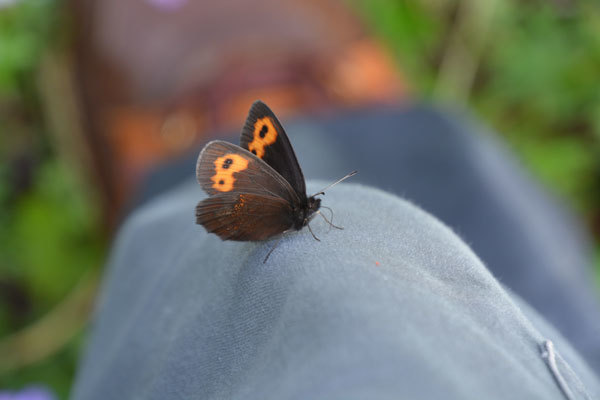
[146,0,188,12]
[0,386,56,400]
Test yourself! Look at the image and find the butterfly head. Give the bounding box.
[308,196,322,214]
[292,196,321,230]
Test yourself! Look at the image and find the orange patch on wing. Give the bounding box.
[211,154,249,192]
[248,117,277,158]
[233,194,246,215]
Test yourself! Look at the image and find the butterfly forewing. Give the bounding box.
[196,140,297,201]
[240,101,306,198]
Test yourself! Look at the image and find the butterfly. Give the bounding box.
[195,100,356,261]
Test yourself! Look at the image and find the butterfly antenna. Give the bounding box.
[311,170,358,197]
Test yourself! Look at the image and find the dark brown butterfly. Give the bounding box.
[195,101,356,261]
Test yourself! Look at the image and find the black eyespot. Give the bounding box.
[219,180,225,185]
[259,125,268,138]
[251,150,257,155]
[222,158,233,169]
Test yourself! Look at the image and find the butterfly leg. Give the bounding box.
[263,230,292,263]
[316,206,343,231]
[307,222,321,242]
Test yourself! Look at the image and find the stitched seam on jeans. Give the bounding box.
[553,343,594,400]
[540,339,591,400]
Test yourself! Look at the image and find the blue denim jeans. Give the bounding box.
[72,106,600,399]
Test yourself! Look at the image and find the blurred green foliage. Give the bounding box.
[0,161,103,320]
[476,2,600,213]
[1,0,103,398]
[0,0,59,99]
[1,0,599,398]
[0,333,84,400]
[354,0,600,244]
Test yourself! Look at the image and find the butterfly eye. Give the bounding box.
[211,154,249,192]
[248,117,277,158]
[259,125,268,138]
[222,158,233,169]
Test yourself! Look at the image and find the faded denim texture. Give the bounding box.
[72,107,600,399]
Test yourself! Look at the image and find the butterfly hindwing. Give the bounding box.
[196,193,293,241]
[240,101,306,198]
[196,140,297,202]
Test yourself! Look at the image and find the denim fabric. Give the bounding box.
[133,106,600,374]
[72,181,599,399]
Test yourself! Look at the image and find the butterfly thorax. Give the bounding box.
[292,196,321,230]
